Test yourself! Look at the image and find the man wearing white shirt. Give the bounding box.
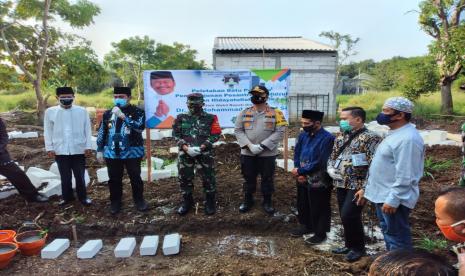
[44,87,93,206]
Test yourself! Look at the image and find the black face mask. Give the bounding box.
[188,105,203,114]
[303,125,314,133]
[59,98,73,106]
[251,95,267,104]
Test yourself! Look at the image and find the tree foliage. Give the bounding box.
[319,31,360,79]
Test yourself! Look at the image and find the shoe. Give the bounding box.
[290,226,312,237]
[304,234,327,245]
[239,193,254,213]
[177,194,193,216]
[332,247,350,255]
[110,201,121,215]
[204,193,216,215]
[79,198,92,206]
[345,250,365,262]
[29,194,49,203]
[135,200,149,212]
[262,195,275,215]
[58,198,75,206]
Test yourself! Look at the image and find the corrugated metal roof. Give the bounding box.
[214,36,336,52]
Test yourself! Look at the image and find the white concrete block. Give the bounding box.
[164,163,178,177]
[8,131,39,139]
[324,126,340,134]
[26,167,60,188]
[153,169,172,180]
[77,239,102,259]
[97,167,109,183]
[0,183,18,199]
[41,239,70,259]
[160,129,172,138]
[169,147,179,154]
[141,167,155,182]
[40,179,62,197]
[163,233,181,256]
[213,141,227,148]
[143,129,163,140]
[91,136,98,151]
[114,237,136,258]
[140,235,159,256]
[428,130,448,143]
[49,163,90,188]
[152,157,164,170]
[276,159,294,172]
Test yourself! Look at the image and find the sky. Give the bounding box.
[61,0,432,68]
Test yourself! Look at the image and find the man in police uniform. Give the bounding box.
[96,87,148,215]
[172,93,222,216]
[234,85,288,215]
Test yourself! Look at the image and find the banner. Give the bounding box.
[143,69,290,128]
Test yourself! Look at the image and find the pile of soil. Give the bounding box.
[0,131,462,275]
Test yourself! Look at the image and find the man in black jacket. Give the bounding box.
[0,118,48,202]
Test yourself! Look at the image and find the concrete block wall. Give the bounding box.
[214,52,337,121]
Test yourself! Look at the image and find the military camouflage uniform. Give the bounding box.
[172,97,222,196]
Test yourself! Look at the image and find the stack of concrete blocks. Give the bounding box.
[49,162,90,188]
[0,183,18,199]
[163,163,179,177]
[41,239,70,259]
[162,233,181,256]
[96,167,109,183]
[114,237,136,258]
[276,159,294,172]
[26,167,61,197]
[77,240,103,259]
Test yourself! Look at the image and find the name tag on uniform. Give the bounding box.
[352,153,368,166]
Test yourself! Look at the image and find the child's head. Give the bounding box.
[435,187,465,242]
[368,249,457,276]
[150,71,175,95]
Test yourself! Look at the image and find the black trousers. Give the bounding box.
[240,155,276,196]
[105,158,144,204]
[336,188,365,251]
[55,154,87,201]
[0,161,38,199]
[296,182,331,237]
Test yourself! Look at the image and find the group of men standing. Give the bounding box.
[1,83,426,263]
[290,96,424,262]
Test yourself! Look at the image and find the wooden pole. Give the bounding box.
[283,128,289,171]
[146,128,152,183]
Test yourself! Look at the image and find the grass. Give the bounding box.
[423,157,453,180]
[416,236,448,252]
[337,90,465,121]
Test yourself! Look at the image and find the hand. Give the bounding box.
[291,168,299,176]
[186,146,201,157]
[297,175,307,183]
[182,144,189,152]
[155,100,169,117]
[111,106,125,119]
[354,189,367,206]
[248,144,264,155]
[47,151,55,158]
[96,152,104,163]
[382,203,397,214]
[200,144,206,151]
[85,149,92,158]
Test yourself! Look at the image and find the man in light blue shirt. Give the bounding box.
[355,97,424,250]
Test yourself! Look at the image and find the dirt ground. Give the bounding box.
[0,126,463,275]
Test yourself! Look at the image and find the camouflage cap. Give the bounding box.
[187,93,204,104]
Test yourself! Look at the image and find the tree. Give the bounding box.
[400,56,439,100]
[49,42,109,94]
[0,0,100,119]
[319,31,360,80]
[419,0,465,114]
[151,42,207,70]
[104,36,156,101]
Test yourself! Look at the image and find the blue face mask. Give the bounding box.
[114,98,127,107]
[376,112,396,125]
[339,120,353,132]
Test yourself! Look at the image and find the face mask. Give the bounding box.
[251,95,267,105]
[114,98,127,107]
[188,105,203,114]
[376,112,397,125]
[339,120,353,132]
[436,220,465,242]
[59,98,73,107]
[303,125,314,133]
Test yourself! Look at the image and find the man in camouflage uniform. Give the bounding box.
[172,93,222,216]
[235,85,288,215]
